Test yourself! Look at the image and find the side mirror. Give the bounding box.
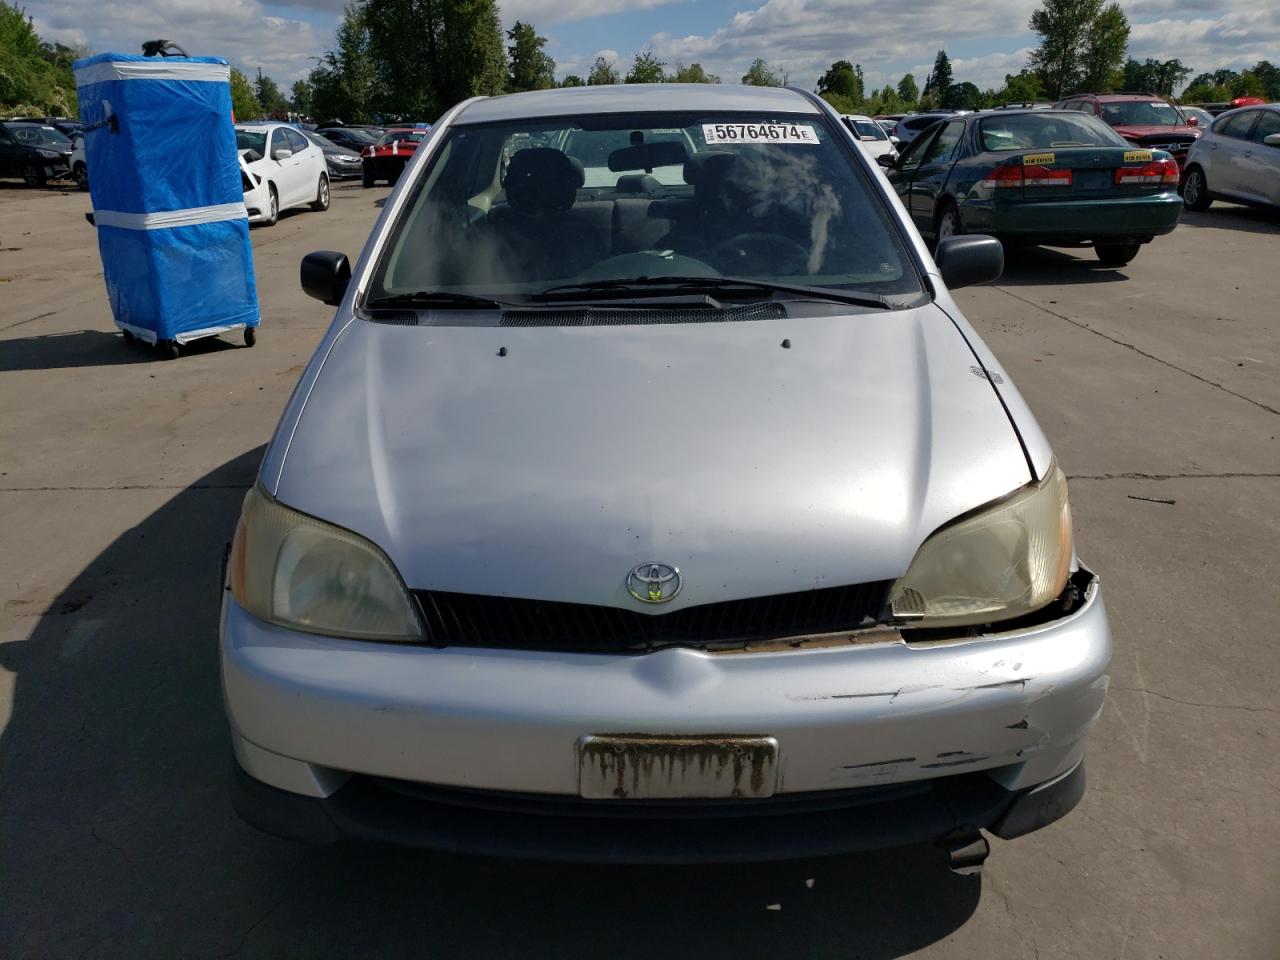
[272,147,293,161]
[301,251,351,305]
[1185,115,1198,126]
[936,235,1004,289]
[876,153,898,169]
[890,135,901,145]
[1265,133,1280,147]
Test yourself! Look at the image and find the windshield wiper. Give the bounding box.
[532,276,893,309]
[364,291,508,310]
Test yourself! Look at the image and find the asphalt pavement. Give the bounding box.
[1,179,1276,959]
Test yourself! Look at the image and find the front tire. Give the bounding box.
[362,165,375,188]
[935,201,963,246]
[311,175,330,212]
[1096,242,1141,267]
[263,185,279,227]
[73,163,89,192]
[22,162,46,188]
[1182,166,1212,211]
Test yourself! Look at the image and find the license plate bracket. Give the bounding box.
[577,734,779,800]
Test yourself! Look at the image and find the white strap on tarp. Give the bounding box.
[75,60,230,87]
[93,202,248,231]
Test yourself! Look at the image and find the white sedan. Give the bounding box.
[842,114,898,161]
[1182,104,1280,213]
[235,123,330,226]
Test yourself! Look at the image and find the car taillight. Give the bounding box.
[1115,158,1180,185]
[979,163,1072,188]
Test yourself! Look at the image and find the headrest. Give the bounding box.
[682,151,736,188]
[615,173,661,194]
[504,148,585,215]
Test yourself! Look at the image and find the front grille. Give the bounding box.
[412,581,892,653]
[500,302,786,328]
[1145,141,1192,151]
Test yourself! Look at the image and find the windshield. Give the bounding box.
[1101,101,1184,127]
[849,119,887,141]
[307,132,340,150]
[369,111,923,308]
[328,128,376,145]
[379,130,428,146]
[235,130,267,155]
[7,124,71,147]
[979,113,1128,151]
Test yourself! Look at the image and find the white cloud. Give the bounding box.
[500,0,684,24]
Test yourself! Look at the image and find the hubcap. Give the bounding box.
[1186,174,1200,203]
[939,212,956,241]
[321,181,329,204]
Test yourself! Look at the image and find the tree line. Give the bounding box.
[0,2,81,116]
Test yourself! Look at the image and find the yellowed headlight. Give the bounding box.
[890,463,1073,628]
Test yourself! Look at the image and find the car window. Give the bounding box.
[235,129,267,157]
[1248,110,1280,143]
[921,121,964,164]
[1216,111,1258,139]
[1100,100,1183,127]
[370,111,926,307]
[978,113,1127,151]
[287,129,310,152]
[7,123,70,146]
[0,127,12,143]
[562,127,691,186]
[896,124,939,171]
[906,116,939,131]
[848,119,887,141]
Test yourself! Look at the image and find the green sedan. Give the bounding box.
[880,109,1183,266]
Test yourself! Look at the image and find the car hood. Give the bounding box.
[273,305,1033,608]
[1113,124,1198,140]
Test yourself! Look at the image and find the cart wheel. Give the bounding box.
[157,339,180,360]
[244,328,257,347]
[122,329,136,344]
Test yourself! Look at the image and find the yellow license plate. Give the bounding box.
[577,735,779,800]
[1124,150,1153,162]
[1023,152,1056,165]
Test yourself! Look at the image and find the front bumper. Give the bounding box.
[970,193,1182,241]
[221,573,1110,856]
[326,159,362,180]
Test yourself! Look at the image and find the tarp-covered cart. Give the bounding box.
[73,52,260,359]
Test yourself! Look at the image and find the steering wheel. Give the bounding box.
[711,233,809,275]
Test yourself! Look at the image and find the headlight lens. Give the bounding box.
[39,148,61,159]
[229,485,423,641]
[889,463,1073,628]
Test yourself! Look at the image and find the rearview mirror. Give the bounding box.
[936,235,1003,289]
[272,147,293,161]
[301,251,351,305]
[608,140,689,172]
[1265,133,1280,147]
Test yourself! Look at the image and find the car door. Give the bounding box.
[1207,110,1259,198]
[883,124,938,220]
[286,129,318,198]
[0,126,17,177]
[275,128,308,206]
[908,120,966,234]
[1240,109,1280,206]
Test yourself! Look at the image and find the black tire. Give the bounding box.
[73,163,89,192]
[156,339,180,360]
[244,327,257,347]
[1096,242,1141,267]
[121,329,136,344]
[935,201,963,246]
[263,185,279,227]
[1182,166,1212,211]
[22,162,46,188]
[389,166,402,186]
[362,165,375,188]
[311,175,330,212]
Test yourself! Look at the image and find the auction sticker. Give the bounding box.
[1023,152,1056,165]
[1124,149,1153,162]
[703,123,818,144]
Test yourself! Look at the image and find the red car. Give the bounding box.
[1053,93,1200,168]
[361,125,431,187]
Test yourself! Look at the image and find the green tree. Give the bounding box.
[309,3,377,123]
[560,74,585,87]
[866,85,901,116]
[741,58,782,87]
[1247,60,1280,99]
[1028,0,1104,99]
[817,60,861,102]
[669,62,719,83]
[1121,57,1190,97]
[896,73,918,106]
[1081,2,1128,92]
[625,51,666,84]
[507,20,555,92]
[943,80,983,110]
[587,55,620,85]
[0,2,79,116]
[290,79,313,116]
[229,68,262,120]
[923,50,953,101]
[995,70,1045,103]
[254,68,289,118]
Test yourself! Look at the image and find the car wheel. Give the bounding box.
[1182,166,1212,211]
[264,185,279,227]
[362,165,375,188]
[244,327,257,347]
[73,163,89,192]
[936,202,963,245]
[1095,242,1141,267]
[311,175,330,212]
[22,162,46,188]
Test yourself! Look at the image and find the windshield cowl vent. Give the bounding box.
[500,302,786,327]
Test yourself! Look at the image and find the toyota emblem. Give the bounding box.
[626,562,682,604]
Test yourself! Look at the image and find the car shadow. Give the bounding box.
[0,447,982,959]
[0,328,243,371]
[994,244,1131,286]
[1179,205,1280,235]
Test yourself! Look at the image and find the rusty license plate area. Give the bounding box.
[577,735,779,800]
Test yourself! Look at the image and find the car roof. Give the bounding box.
[1070,93,1169,102]
[455,83,819,125]
[235,123,288,131]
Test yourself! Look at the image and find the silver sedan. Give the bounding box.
[221,83,1111,870]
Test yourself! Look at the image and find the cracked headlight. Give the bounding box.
[229,485,423,641]
[890,463,1072,628]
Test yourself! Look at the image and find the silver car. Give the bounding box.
[1183,104,1280,212]
[221,84,1111,870]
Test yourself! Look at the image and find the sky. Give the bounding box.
[30,0,1279,96]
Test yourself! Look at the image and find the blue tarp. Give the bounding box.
[74,53,259,343]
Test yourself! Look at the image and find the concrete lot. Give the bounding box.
[1,178,1277,959]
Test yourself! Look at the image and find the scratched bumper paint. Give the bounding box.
[221,575,1110,800]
